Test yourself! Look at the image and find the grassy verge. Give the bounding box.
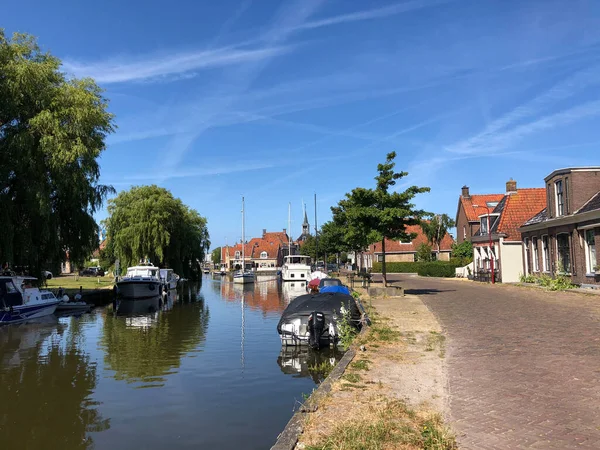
[305,396,456,450]
[45,275,114,290]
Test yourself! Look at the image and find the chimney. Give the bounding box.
[461,185,470,198]
[283,228,287,235]
[506,178,517,194]
[262,228,266,237]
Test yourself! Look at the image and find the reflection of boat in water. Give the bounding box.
[159,268,179,290]
[277,292,361,349]
[282,281,307,303]
[277,346,344,384]
[116,297,160,315]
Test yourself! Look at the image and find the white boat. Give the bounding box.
[281,255,312,282]
[55,297,92,313]
[234,196,255,284]
[159,268,178,290]
[219,264,227,275]
[0,276,61,324]
[116,264,161,300]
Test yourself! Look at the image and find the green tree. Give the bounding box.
[420,214,455,259]
[332,152,429,285]
[103,185,209,279]
[211,247,222,265]
[299,235,317,262]
[0,31,115,277]
[451,240,473,264]
[416,243,433,262]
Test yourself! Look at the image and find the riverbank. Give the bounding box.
[291,290,456,449]
[46,275,114,290]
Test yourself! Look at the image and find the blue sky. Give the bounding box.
[5,0,600,248]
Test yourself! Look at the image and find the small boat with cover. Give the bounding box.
[277,291,361,349]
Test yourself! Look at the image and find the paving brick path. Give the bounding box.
[381,275,600,449]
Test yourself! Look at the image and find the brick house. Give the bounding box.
[519,167,600,287]
[221,229,290,271]
[366,224,455,267]
[472,181,546,283]
[455,186,504,243]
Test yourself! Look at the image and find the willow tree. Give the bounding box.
[103,185,209,279]
[332,152,429,285]
[0,31,114,276]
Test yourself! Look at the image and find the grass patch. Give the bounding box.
[305,398,456,450]
[46,275,114,291]
[425,331,446,358]
[343,373,362,383]
[371,323,401,342]
[350,359,370,371]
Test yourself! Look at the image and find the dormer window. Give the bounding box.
[260,251,268,259]
[555,180,564,216]
[480,216,489,235]
[235,251,240,259]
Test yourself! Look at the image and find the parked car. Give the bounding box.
[79,266,105,277]
[327,263,339,272]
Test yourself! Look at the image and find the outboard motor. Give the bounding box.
[308,311,326,350]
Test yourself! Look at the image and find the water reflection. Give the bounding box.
[219,278,286,315]
[0,319,109,450]
[277,346,344,384]
[100,292,209,387]
[282,281,307,304]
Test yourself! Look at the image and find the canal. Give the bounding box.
[0,275,343,450]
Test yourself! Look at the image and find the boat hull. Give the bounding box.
[0,300,60,325]
[116,280,161,300]
[281,266,311,282]
[233,273,255,284]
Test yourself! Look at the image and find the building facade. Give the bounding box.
[519,168,600,287]
[471,181,546,283]
[455,186,504,243]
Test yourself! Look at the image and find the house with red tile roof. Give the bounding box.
[519,167,600,287]
[455,186,504,243]
[221,229,290,271]
[366,224,454,265]
[471,180,546,282]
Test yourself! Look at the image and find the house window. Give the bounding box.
[585,230,597,274]
[532,237,539,272]
[480,216,489,235]
[542,235,549,272]
[235,251,240,259]
[377,255,383,262]
[565,177,570,214]
[556,233,571,273]
[524,238,530,275]
[463,226,466,239]
[260,251,268,259]
[555,180,564,216]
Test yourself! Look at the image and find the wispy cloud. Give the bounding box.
[294,0,453,31]
[62,45,290,84]
[446,65,600,155]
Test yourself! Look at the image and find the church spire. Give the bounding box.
[302,203,310,237]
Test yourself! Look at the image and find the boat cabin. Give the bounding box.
[125,265,159,280]
[284,255,311,265]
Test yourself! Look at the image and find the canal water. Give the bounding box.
[0,276,343,450]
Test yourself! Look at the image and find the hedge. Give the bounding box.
[371,261,460,277]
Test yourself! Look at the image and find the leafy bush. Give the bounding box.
[416,243,433,262]
[372,261,460,277]
[451,240,473,260]
[519,273,575,291]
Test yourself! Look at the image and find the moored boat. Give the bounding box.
[116,264,161,300]
[233,196,255,285]
[277,291,360,349]
[0,276,61,325]
[281,255,311,282]
[159,268,178,290]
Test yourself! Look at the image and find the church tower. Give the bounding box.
[302,205,310,237]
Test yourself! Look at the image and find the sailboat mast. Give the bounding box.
[314,193,318,264]
[288,202,291,256]
[241,196,245,269]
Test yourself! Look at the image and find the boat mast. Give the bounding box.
[241,196,245,271]
[288,202,291,256]
[314,193,318,265]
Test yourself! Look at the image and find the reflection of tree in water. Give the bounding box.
[101,295,209,386]
[277,346,345,384]
[0,324,109,450]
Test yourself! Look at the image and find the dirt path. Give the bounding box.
[296,291,453,449]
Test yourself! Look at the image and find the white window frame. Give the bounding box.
[235,251,241,259]
[463,225,467,239]
[260,251,268,259]
[555,180,564,216]
[480,217,489,235]
[541,235,549,272]
[524,238,530,276]
[532,237,539,272]
[584,229,597,274]
[556,233,571,274]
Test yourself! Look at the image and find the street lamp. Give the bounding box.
[473,204,495,284]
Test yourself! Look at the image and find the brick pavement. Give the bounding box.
[381,275,600,449]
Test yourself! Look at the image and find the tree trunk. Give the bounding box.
[381,238,387,286]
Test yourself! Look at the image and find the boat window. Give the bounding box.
[3,280,18,294]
